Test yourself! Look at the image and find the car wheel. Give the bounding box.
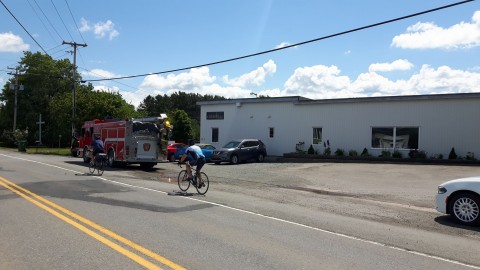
[448,192,480,226]
[214,161,221,165]
[169,154,175,162]
[230,154,239,165]
[257,153,265,162]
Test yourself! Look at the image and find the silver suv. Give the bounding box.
[211,139,267,165]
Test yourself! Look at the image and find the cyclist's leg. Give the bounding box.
[196,158,206,185]
[185,158,193,179]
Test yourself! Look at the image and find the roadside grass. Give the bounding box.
[27,147,71,156]
[0,145,71,156]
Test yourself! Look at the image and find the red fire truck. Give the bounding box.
[71,114,171,168]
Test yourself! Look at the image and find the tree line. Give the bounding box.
[0,52,224,147]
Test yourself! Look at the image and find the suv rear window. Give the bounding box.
[244,141,259,147]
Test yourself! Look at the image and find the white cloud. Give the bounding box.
[0,32,30,52]
[223,60,276,87]
[94,61,480,109]
[79,18,91,32]
[81,68,121,79]
[274,42,298,49]
[392,10,480,49]
[369,59,414,72]
[282,65,353,98]
[79,18,119,40]
[275,64,480,99]
[139,67,216,93]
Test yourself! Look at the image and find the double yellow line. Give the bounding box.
[0,176,186,270]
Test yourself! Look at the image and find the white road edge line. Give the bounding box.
[2,153,479,270]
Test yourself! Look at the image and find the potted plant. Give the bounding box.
[13,129,28,152]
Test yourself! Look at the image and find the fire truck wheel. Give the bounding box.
[108,150,115,167]
[83,148,91,163]
[140,163,155,169]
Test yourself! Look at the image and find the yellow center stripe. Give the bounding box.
[0,176,186,270]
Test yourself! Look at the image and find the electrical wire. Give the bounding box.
[26,0,59,46]
[84,0,475,82]
[64,0,86,44]
[78,66,142,91]
[32,0,64,42]
[50,0,74,42]
[0,0,48,54]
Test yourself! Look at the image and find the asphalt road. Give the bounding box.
[1,148,480,269]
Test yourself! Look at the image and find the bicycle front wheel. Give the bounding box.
[177,170,190,192]
[195,172,209,195]
[88,160,96,174]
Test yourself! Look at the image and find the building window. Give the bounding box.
[212,128,219,142]
[371,127,419,149]
[206,112,224,120]
[269,127,274,138]
[313,128,322,144]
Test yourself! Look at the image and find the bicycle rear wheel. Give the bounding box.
[195,172,209,195]
[97,159,105,175]
[177,170,190,192]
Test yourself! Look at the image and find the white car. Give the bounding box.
[436,177,480,226]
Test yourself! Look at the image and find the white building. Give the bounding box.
[197,93,480,158]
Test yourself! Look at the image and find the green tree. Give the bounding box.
[49,87,140,146]
[170,109,192,143]
[138,91,225,123]
[0,52,74,146]
[0,51,142,147]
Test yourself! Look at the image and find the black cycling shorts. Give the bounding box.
[185,156,206,171]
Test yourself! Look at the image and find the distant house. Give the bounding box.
[197,93,480,158]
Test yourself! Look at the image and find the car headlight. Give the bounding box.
[437,186,447,194]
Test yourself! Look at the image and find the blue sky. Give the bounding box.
[1,0,479,108]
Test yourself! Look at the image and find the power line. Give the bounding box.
[64,0,86,44]
[0,0,48,54]
[50,0,74,42]
[26,0,59,46]
[78,66,140,91]
[32,0,64,42]
[85,0,475,83]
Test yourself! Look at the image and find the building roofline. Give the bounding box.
[196,96,310,106]
[197,92,480,106]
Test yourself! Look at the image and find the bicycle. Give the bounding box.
[177,163,209,195]
[89,152,108,175]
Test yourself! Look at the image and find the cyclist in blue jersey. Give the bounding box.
[91,134,104,159]
[179,139,206,187]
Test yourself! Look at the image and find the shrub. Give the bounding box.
[307,144,315,155]
[348,150,358,157]
[360,148,370,157]
[448,147,457,160]
[466,152,476,160]
[430,154,444,160]
[392,150,402,158]
[380,150,391,158]
[409,150,427,159]
[323,147,331,156]
[334,148,345,156]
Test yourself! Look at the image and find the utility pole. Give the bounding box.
[8,66,24,131]
[62,41,87,136]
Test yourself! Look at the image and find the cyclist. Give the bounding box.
[91,134,105,160]
[179,139,206,187]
